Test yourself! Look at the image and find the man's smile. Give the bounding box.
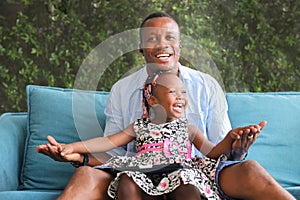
[154,52,173,62]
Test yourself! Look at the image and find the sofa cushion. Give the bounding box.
[226,92,300,188]
[0,113,27,191]
[20,85,109,190]
[0,190,61,200]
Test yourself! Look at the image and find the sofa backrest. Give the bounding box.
[0,112,27,191]
[16,85,300,191]
[20,85,109,190]
[226,92,300,188]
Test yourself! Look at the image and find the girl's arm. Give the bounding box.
[188,125,215,156]
[60,123,135,156]
[188,121,266,159]
[37,135,119,166]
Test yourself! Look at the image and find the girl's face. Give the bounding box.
[150,74,188,122]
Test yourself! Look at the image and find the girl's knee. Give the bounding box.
[168,184,201,200]
[118,174,137,189]
[118,174,142,199]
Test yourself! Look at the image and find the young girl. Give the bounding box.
[55,72,266,199]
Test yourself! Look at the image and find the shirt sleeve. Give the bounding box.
[205,74,232,144]
[103,84,129,156]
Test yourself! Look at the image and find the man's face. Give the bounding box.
[140,17,181,74]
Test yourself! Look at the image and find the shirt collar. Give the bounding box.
[137,62,193,90]
[178,63,194,82]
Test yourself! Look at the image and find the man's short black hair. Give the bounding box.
[140,12,175,28]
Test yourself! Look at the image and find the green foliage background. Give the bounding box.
[0,0,299,114]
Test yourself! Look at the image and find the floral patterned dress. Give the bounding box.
[100,118,224,199]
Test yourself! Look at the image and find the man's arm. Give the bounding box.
[103,85,129,157]
[204,73,232,144]
[204,73,253,160]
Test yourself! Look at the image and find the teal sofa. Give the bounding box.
[0,85,299,199]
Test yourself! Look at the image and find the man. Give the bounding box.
[37,12,295,200]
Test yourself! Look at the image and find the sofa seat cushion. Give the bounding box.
[226,92,300,189]
[0,190,61,200]
[20,85,109,190]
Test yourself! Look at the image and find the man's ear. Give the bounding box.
[179,40,182,49]
[139,43,144,55]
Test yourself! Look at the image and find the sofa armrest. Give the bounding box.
[0,113,28,191]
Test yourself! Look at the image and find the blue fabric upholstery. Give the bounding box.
[0,87,299,199]
[0,113,27,191]
[0,190,61,200]
[21,85,109,190]
[226,92,300,191]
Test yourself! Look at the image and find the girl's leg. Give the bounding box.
[218,160,295,200]
[118,174,163,200]
[167,183,201,200]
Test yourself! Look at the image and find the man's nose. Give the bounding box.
[156,37,168,48]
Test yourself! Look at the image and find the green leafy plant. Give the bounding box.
[0,0,299,114]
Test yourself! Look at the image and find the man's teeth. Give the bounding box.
[156,54,170,58]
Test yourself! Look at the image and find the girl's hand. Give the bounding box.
[36,135,82,163]
[229,120,267,160]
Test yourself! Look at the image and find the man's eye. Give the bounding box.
[166,35,176,40]
[169,90,176,94]
[147,37,157,42]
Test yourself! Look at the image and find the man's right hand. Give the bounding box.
[229,120,267,161]
[36,135,83,163]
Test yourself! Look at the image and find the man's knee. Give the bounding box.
[222,160,273,185]
[74,166,93,175]
[73,166,113,184]
[239,160,260,173]
[239,160,268,179]
[65,166,113,200]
